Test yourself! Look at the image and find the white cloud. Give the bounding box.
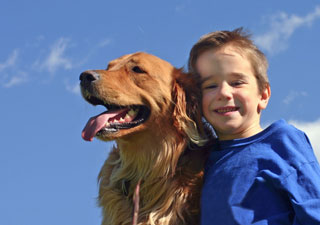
[0,49,19,72]
[283,91,308,105]
[3,71,28,88]
[0,49,29,88]
[289,119,320,162]
[37,38,73,73]
[1,37,110,89]
[254,5,320,54]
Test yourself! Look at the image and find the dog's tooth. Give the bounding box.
[128,109,136,116]
[124,114,131,122]
[119,118,125,122]
[113,119,119,123]
[105,122,110,127]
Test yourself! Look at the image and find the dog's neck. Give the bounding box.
[99,127,202,225]
[116,127,188,182]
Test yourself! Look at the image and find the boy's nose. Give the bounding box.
[217,83,232,100]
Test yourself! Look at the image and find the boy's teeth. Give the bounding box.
[217,108,236,113]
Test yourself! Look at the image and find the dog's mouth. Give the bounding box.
[82,95,150,141]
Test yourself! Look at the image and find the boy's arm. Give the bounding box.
[284,132,320,224]
[285,160,320,224]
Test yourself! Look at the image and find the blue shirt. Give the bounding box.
[201,120,320,225]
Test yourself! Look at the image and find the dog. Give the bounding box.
[80,52,210,225]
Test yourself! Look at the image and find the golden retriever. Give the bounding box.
[80,52,209,225]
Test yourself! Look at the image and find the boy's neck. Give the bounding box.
[217,124,263,141]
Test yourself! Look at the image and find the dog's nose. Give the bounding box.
[79,71,101,87]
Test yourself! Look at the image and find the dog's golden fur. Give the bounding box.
[80,52,209,225]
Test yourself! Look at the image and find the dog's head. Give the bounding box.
[80,52,204,144]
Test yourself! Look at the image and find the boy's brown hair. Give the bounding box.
[188,27,269,92]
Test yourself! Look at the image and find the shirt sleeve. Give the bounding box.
[283,160,320,225]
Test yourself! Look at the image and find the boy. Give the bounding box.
[188,28,320,224]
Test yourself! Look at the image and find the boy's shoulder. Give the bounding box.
[266,119,306,140]
[264,119,315,162]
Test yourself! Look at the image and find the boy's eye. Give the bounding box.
[230,80,244,87]
[202,84,218,89]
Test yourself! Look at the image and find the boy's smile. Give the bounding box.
[196,45,270,140]
[214,106,240,114]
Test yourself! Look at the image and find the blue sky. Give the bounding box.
[1,1,320,224]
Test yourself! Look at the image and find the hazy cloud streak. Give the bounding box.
[65,80,81,95]
[0,49,19,72]
[38,38,73,73]
[4,71,28,88]
[283,91,308,105]
[98,38,112,47]
[2,36,112,88]
[0,49,29,87]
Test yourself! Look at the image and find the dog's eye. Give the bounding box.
[132,66,145,74]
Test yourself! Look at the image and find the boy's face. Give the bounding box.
[196,45,270,140]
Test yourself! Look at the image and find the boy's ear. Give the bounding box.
[258,84,271,112]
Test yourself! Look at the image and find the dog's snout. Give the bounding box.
[80,71,101,87]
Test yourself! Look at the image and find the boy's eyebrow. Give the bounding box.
[200,72,248,84]
[200,76,211,84]
[231,72,247,79]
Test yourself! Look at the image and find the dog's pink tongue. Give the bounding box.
[82,108,131,141]
[82,113,112,141]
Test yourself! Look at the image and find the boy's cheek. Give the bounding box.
[202,96,212,113]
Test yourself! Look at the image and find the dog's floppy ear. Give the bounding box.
[172,68,205,146]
